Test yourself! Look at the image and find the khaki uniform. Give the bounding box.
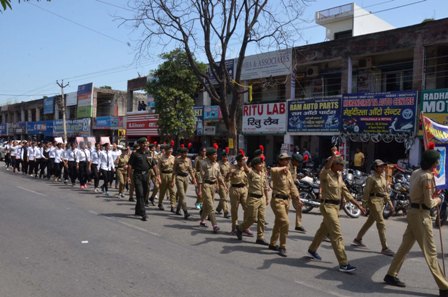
[308,168,357,265]
[229,165,248,231]
[147,151,159,202]
[195,155,207,205]
[217,160,231,215]
[158,154,176,208]
[173,156,195,212]
[269,167,299,249]
[239,169,268,240]
[116,154,129,194]
[356,172,391,249]
[387,169,448,290]
[290,163,303,229]
[200,158,223,226]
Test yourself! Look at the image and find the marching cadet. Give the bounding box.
[157,143,177,212]
[116,147,129,198]
[128,143,139,202]
[269,153,300,257]
[307,154,366,272]
[127,137,159,221]
[352,159,395,256]
[10,141,17,173]
[291,152,306,232]
[27,141,36,176]
[145,143,159,206]
[66,142,78,186]
[34,142,43,178]
[91,143,102,192]
[229,150,248,234]
[235,155,269,245]
[216,148,231,218]
[194,147,207,209]
[384,146,448,297]
[172,144,196,219]
[53,142,64,182]
[47,142,56,179]
[99,143,115,196]
[77,142,91,190]
[199,146,227,233]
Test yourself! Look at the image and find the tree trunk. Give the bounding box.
[227,116,238,154]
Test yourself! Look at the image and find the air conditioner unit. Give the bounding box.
[305,66,319,78]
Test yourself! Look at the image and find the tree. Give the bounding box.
[127,0,310,150]
[146,49,206,146]
[1,0,50,10]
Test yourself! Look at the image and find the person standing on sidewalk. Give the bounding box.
[383,147,448,297]
[307,154,366,273]
[235,156,269,245]
[269,153,300,257]
[352,159,395,256]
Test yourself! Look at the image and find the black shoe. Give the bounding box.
[184,211,191,219]
[158,204,165,211]
[175,210,182,215]
[199,222,207,228]
[141,215,147,221]
[213,225,220,234]
[149,198,155,206]
[235,226,243,240]
[216,208,222,215]
[384,274,406,287]
[170,207,175,213]
[278,248,287,257]
[144,203,149,207]
[129,198,135,202]
[269,244,279,251]
[223,213,231,219]
[295,226,306,233]
[255,239,269,246]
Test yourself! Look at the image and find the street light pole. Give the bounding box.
[56,80,69,143]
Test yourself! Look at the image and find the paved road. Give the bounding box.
[0,167,446,297]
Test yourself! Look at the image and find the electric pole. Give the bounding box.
[56,80,69,144]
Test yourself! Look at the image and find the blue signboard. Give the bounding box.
[0,123,6,135]
[287,97,341,133]
[341,91,417,135]
[203,105,222,121]
[93,116,119,129]
[26,121,54,136]
[43,96,55,114]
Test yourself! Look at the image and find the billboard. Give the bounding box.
[238,49,292,81]
[242,102,287,134]
[43,96,55,114]
[203,105,222,121]
[53,118,91,137]
[66,91,78,107]
[288,97,341,134]
[341,91,417,135]
[93,116,121,130]
[77,83,93,118]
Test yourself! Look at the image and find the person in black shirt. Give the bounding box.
[128,137,159,221]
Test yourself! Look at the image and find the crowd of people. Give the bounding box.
[2,138,448,296]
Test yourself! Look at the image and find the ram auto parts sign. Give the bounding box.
[242,102,287,134]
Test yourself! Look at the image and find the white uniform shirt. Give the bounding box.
[35,146,43,159]
[65,148,77,162]
[27,146,36,161]
[76,148,91,163]
[49,147,56,159]
[90,149,100,165]
[10,145,16,157]
[99,150,115,171]
[15,146,22,160]
[111,149,121,163]
[55,148,64,163]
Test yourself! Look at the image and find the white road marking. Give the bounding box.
[17,186,47,197]
[88,210,98,215]
[294,280,349,297]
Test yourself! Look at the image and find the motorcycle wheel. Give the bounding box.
[343,201,361,218]
[383,202,394,219]
[300,191,315,214]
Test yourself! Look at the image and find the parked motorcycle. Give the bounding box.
[383,173,410,219]
[342,169,367,218]
[295,172,321,214]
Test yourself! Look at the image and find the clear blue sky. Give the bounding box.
[0,0,446,105]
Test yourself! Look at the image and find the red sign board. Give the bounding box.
[126,112,159,136]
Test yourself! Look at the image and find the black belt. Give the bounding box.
[370,193,386,198]
[162,170,173,174]
[323,200,341,205]
[177,172,189,177]
[134,170,148,175]
[204,180,217,184]
[410,203,431,210]
[274,193,289,200]
[231,183,246,188]
[249,193,263,198]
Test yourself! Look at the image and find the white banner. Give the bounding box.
[65,92,77,107]
[238,49,292,81]
[242,102,287,134]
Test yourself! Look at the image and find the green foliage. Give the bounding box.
[146,49,204,141]
[1,0,51,10]
[99,85,112,90]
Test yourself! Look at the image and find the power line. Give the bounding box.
[29,3,131,47]
[94,0,134,12]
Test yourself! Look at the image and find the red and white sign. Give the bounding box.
[126,112,159,136]
[242,102,287,134]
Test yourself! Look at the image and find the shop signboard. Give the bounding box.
[203,126,216,135]
[420,89,448,131]
[54,118,91,137]
[341,91,417,135]
[193,106,204,136]
[77,82,93,118]
[26,120,53,136]
[0,123,6,135]
[43,96,55,114]
[93,116,120,130]
[65,92,78,107]
[287,97,341,133]
[238,49,292,81]
[203,105,222,121]
[126,112,159,136]
[242,102,287,134]
[15,121,26,134]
